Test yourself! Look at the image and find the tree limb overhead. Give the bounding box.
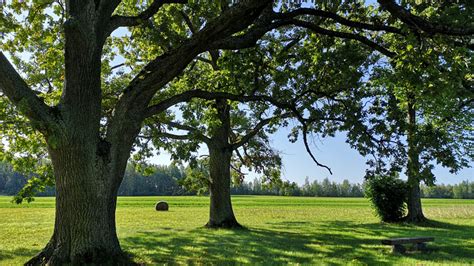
[378,0,474,36]
[0,52,58,134]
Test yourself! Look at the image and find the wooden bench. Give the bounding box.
[381,237,434,253]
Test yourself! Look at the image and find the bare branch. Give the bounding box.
[180,10,196,34]
[231,113,292,149]
[156,132,194,141]
[110,63,126,71]
[301,123,333,175]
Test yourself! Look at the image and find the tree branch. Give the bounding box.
[114,0,272,116]
[180,10,196,34]
[290,19,396,58]
[276,8,403,35]
[301,123,333,175]
[162,121,211,143]
[147,90,335,175]
[208,9,284,51]
[107,0,187,34]
[155,132,194,141]
[144,90,289,118]
[144,90,218,118]
[106,2,272,167]
[0,52,58,134]
[378,0,474,36]
[231,113,292,149]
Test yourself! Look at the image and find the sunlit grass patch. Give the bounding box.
[1,196,473,265]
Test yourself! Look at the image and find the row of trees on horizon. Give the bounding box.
[1,162,472,199]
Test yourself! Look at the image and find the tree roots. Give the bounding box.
[403,213,427,224]
[205,218,244,229]
[25,242,136,266]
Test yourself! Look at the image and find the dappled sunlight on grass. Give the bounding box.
[1,196,473,264]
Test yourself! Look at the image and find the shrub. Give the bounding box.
[365,175,408,222]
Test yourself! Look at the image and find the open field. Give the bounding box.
[0,196,473,265]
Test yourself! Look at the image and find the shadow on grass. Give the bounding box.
[122,219,474,265]
[317,220,474,262]
[0,248,37,262]
[122,223,383,264]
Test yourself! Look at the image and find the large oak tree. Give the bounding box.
[148,36,370,227]
[0,0,472,263]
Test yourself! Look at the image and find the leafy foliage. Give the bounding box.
[1,0,472,204]
[365,174,408,222]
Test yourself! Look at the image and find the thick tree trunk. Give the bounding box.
[405,96,426,223]
[206,146,241,228]
[26,143,133,265]
[26,194,124,265]
[26,4,136,262]
[406,181,425,223]
[205,100,241,229]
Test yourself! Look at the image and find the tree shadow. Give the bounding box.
[316,220,474,262]
[122,219,474,265]
[0,248,37,263]
[123,226,382,264]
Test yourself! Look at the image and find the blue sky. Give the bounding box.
[151,124,473,185]
[271,129,473,185]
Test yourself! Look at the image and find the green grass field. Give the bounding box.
[1,196,473,265]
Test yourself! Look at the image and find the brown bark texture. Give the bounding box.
[205,100,241,228]
[405,96,426,223]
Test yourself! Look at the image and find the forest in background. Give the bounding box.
[1,162,472,199]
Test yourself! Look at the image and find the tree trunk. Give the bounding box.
[205,100,241,228]
[26,5,137,262]
[406,181,425,223]
[405,96,426,223]
[206,145,241,228]
[26,139,133,265]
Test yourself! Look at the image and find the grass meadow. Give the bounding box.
[0,196,473,265]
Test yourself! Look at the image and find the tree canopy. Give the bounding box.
[0,0,472,264]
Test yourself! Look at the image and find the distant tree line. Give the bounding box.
[421,181,474,199]
[231,177,365,197]
[1,162,472,198]
[118,165,189,196]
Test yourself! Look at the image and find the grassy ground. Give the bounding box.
[0,196,473,265]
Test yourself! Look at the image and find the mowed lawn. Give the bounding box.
[0,196,473,265]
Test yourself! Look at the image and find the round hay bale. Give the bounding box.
[155,201,169,211]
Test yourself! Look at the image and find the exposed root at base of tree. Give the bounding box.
[403,214,427,224]
[205,219,244,229]
[25,244,137,266]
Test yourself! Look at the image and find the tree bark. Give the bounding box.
[405,95,426,223]
[206,145,241,228]
[406,181,425,223]
[205,100,241,228]
[25,140,134,265]
[25,2,136,262]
